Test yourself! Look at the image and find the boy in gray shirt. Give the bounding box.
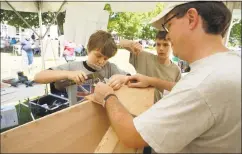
[34,30,130,105]
[120,31,181,103]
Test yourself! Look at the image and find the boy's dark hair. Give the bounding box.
[169,2,231,37]
[156,31,168,40]
[87,30,117,58]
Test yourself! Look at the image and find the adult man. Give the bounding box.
[90,2,241,153]
[21,36,34,73]
[109,31,181,103]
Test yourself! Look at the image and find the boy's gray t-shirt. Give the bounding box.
[51,61,127,105]
[129,51,181,103]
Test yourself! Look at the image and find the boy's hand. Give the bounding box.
[107,74,129,90]
[120,39,142,55]
[127,74,151,88]
[67,71,88,85]
[130,42,142,55]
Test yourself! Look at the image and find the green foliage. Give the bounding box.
[0,9,39,28]
[229,19,241,47]
[105,3,164,40]
[0,9,65,35]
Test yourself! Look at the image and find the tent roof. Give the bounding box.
[0,1,157,13]
[1,1,241,14]
[0,1,66,13]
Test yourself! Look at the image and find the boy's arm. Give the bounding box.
[148,77,176,92]
[34,69,70,84]
[34,69,87,87]
[127,74,176,92]
[119,39,142,55]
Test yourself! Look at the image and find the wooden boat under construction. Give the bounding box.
[1,85,154,153]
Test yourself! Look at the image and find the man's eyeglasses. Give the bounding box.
[162,14,178,33]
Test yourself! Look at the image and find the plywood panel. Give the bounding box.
[94,127,119,153]
[94,86,154,153]
[1,101,109,153]
[1,86,154,153]
[112,140,137,153]
[114,86,154,116]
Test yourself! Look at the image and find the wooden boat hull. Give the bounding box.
[1,86,154,153]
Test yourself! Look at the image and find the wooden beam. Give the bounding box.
[94,127,119,153]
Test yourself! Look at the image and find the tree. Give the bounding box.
[104,3,164,40]
[0,9,65,35]
[229,19,241,47]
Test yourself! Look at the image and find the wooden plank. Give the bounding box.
[94,127,119,153]
[136,148,144,153]
[1,101,110,153]
[112,140,137,153]
[114,86,154,116]
[94,86,154,153]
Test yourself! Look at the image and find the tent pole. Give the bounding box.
[37,1,48,94]
[37,2,45,71]
[42,1,66,39]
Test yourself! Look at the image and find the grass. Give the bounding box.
[0,98,42,133]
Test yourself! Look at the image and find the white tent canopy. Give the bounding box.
[0,1,66,13]
[64,3,110,47]
[0,1,157,13]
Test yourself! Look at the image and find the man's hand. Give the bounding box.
[107,74,129,90]
[86,82,114,107]
[67,71,88,85]
[127,74,151,88]
[120,39,142,55]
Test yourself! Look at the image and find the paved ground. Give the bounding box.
[1,49,141,105]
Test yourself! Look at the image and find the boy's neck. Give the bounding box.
[85,60,102,71]
[158,57,171,65]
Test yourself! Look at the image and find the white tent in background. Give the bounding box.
[1,0,67,71]
[63,2,158,47]
[0,0,158,70]
[63,3,109,47]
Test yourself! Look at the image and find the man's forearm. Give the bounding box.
[105,96,148,148]
[34,70,69,84]
[148,77,176,92]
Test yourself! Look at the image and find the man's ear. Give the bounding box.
[186,8,199,30]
